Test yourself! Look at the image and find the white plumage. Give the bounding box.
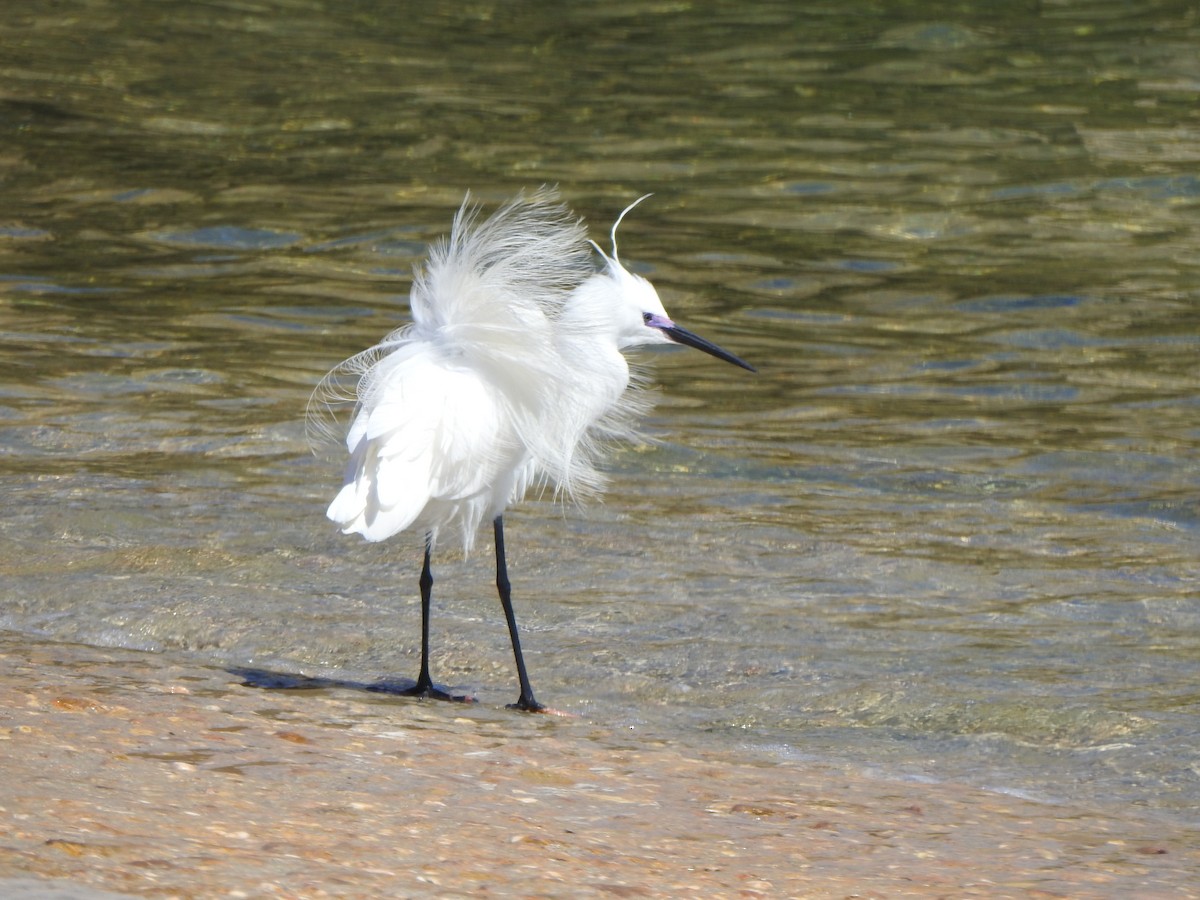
[310,188,754,711]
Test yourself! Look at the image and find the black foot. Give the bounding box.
[507,698,573,716]
[368,679,475,703]
[506,694,546,713]
[404,684,474,703]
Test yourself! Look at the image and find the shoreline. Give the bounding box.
[1,633,1195,898]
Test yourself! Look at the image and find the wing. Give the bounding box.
[327,349,522,544]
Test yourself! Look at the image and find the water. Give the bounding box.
[2,0,1198,830]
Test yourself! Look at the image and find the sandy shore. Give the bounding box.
[0,633,1195,899]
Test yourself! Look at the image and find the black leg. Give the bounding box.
[413,535,435,692]
[398,535,460,701]
[494,516,544,712]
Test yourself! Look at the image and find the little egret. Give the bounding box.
[310,188,754,712]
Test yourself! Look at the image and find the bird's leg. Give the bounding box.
[413,536,435,692]
[494,516,544,712]
[397,535,462,701]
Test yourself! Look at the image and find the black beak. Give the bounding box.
[647,314,756,372]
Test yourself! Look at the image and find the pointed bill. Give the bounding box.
[645,314,756,372]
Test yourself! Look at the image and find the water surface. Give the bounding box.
[2,0,1198,828]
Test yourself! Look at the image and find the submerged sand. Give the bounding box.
[0,634,1194,899]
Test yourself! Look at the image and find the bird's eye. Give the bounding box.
[642,312,653,324]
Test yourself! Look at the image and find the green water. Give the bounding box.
[2,0,1198,826]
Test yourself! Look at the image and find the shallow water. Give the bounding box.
[9,634,1194,898]
[1,0,1198,830]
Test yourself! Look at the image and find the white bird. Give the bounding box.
[310,188,754,712]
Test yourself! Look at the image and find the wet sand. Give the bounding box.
[0,633,1195,899]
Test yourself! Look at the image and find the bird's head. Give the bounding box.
[594,196,756,373]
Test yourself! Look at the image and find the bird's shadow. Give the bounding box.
[228,666,474,702]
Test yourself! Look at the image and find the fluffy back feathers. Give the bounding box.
[309,188,655,549]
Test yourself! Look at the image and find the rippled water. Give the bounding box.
[2,0,1198,828]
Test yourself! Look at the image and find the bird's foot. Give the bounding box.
[403,684,475,703]
[506,696,575,717]
[369,679,475,703]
